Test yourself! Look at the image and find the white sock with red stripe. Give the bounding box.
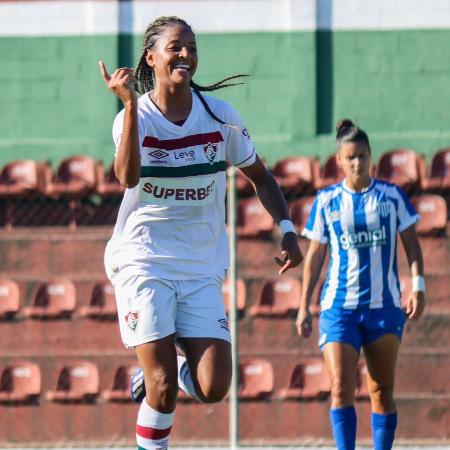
[177,355,201,402]
[136,399,173,450]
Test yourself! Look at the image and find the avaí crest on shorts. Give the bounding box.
[203,142,217,164]
[125,311,139,332]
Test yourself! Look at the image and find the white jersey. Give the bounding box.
[104,90,257,281]
[302,179,419,310]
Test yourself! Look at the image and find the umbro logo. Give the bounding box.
[149,150,169,160]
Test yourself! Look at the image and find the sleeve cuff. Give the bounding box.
[301,228,328,244]
[398,214,420,233]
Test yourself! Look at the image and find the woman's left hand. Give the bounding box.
[274,232,303,275]
[405,291,425,320]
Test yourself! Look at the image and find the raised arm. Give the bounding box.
[99,61,141,188]
[240,156,303,274]
[296,239,327,337]
[399,224,425,320]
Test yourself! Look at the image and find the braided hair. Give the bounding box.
[134,16,248,130]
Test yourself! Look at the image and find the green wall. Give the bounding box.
[1,30,450,168]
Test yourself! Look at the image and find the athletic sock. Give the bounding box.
[136,398,173,450]
[177,355,201,402]
[329,406,357,450]
[372,412,397,450]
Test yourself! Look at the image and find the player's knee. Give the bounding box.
[330,378,355,406]
[368,382,395,411]
[197,379,230,404]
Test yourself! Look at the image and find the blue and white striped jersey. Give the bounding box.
[302,179,419,310]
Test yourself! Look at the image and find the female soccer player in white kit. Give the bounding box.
[297,119,425,450]
[99,16,302,450]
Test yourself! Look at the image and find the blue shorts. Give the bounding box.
[318,307,406,353]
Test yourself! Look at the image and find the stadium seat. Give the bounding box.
[237,197,274,238]
[22,278,76,319]
[375,149,425,193]
[250,277,301,317]
[421,148,450,192]
[0,361,41,404]
[102,364,140,402]
[221,277,246,314]
[45,155,99,229]
[0,160,48,229]
[46,360,99,403]
[316,153,345,189]
[96,161,125,196]
[271,156,320,197]
[289,196,316,234]
[0,278,20,320]
[238,358,274,400]
[410,194,447,235]
[79,280,117,320]
[279,358,330,399]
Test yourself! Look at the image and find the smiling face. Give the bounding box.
[336,141,372,189]
[145,23,198,89]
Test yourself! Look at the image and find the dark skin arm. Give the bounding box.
[240,156,303,274]
[399,224,425,320]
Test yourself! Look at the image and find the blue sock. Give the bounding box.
[329,406,357,450]
[372,412,397,450]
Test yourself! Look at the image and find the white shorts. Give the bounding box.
[111,272,231,348]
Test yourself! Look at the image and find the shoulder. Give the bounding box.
[316,182,343,207]
[373,178,407,198]
[198,93,241,121]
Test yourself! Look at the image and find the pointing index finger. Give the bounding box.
[98,60,110,82]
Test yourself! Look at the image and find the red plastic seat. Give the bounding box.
[0,361,41,404]
[250,277,301,317]
[316,153,346,189]
[222,277,246,314]
[238,358,274,399]
[376,149,425,193]
[45,156,99,229]
[22,278,76,319]
[272,156,320,197]
[422,148,450,192]
[102,364,140,402]
[279,358,330,399]
[79,280,117,320]
[96,161,125,196]
[289,196,316,234]
[237,197,274,238]
[410,194,447,235]
[46,360,99,403]
[0,278,20,319]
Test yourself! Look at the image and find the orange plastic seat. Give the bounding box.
[46,360,99,403]
[272,156,320,197]
[376,149,425,193]
[316,153,346,189]
[222,277,246,314]
[238,358,274,399]
[279,358,330,399]
[410,194,447,235]
[0,361,41,404]
[250,277,301,317]
[79,280,117,320]
[102,364,140,402]
[289,196,316,234]
[422,148,450,192]
[0,278,20,319]
[96,161,125,196]
[237,197,274,238]
[22,278,76,319]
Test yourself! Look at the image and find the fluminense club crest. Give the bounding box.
[125,311,139,332]
[203,142,217,164]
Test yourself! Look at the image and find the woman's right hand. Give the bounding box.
[98,61,138,106]
[296,307,313,338]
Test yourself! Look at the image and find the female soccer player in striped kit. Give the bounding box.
[297,119,425,450]
[99,16,302,450]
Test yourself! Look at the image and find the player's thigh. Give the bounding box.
[178,337,232,390]
[323,342,359,393]
[362,333,400,390]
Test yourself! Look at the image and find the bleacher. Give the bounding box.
[0,148,449,446]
